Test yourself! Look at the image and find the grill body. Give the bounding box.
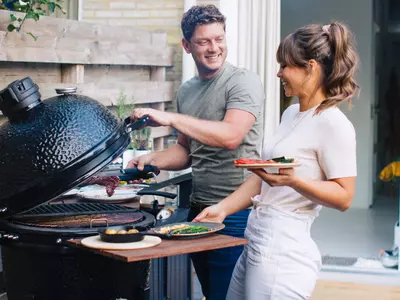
[0,203,156,300]
[2,244,151,300]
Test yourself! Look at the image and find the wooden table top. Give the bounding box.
[67,234,248,263]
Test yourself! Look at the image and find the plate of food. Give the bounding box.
[234,156,300,169]
[150,222,225,239]
[78,184,145,203]
[98,222,225,242]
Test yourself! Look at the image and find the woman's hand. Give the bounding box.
[193,204,227,223]
[250,167,299,187]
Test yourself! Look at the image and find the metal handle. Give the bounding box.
[90,218,109,228]
[137,190,177,199]
[55,87,77,95]
[124,115,152,133]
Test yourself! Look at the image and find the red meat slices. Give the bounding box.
[80,176,120,197]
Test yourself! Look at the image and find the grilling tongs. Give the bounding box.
[97,115,160,181]
[96,165,159,181]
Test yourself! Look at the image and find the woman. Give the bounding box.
[194,21,359,299]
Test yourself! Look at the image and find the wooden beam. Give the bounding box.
[150,126,172,140]
[151,102,167,151]
[37,82,174,106]
[0,11,152,42]
[0,32,174,66]
[61,65,85,84]
[150,67,166,81]
[0,11,174,66]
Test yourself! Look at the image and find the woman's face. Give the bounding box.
[277,64,310,98]
[277,61,320,98]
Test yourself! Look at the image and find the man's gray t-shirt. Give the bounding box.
[177,62,264,206]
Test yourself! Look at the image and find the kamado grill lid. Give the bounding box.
[0,77,131,217]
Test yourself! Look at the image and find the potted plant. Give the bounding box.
[131,126,152,156]
[115,89,152,167]
[115,89,135,168]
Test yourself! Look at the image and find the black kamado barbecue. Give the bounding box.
[0,77,191,300]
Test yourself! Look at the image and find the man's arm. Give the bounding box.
[131,108,256,150]
[171,108,256,150]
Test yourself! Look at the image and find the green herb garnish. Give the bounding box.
[171,225,209,235]
[271,156,295,163]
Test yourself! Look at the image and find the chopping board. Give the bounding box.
[81,235,161,250]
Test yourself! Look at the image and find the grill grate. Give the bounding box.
[14,203,137,218]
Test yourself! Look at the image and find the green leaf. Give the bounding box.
[9,14,17,22]
[33,8,46,16]
[48,2,56,13]
[17,18,23,22]
[7,24,16,32]
[26,12,40,21]
[26,32,38,41]
[26,11,35,19]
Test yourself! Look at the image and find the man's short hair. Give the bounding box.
[181,5,226,41]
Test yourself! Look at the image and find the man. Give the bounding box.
[128,5,264,299]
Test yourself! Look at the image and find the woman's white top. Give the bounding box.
[255,104,357,216]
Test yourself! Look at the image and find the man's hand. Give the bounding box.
[250,168,299,187]
[193,204,227,223]
[130,108,175,127]
[127,153,154,171]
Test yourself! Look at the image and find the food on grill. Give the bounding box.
[157,224,209,235]
[104,228,139,235]
[80,176,120,196]
[14,212,144,228]
[234,156,296,166]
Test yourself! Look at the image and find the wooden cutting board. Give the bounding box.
[68,234,248,262]
[80,235,161,250]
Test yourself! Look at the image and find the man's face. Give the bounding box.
[183,22,227,78]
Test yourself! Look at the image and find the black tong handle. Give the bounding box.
[118,165,160,181]
[125,115,151,133]
[122,165,160,175]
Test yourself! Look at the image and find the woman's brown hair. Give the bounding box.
[276,21,360,113]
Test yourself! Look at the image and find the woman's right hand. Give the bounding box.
[193,204,227,223]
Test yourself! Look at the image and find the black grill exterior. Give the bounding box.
[2,244,151,300]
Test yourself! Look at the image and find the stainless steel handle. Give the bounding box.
[55,87,77,95]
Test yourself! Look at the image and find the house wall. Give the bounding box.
[281,0,375,208]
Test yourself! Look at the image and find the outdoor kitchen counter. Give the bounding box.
[67,234,247,263]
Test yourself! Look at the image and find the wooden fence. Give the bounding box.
[0,10,175,150]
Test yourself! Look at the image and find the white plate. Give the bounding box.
[78,184,144,202]
[235,162,300,169]
[81,235,161,250]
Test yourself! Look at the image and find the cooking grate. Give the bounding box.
[13,203,137,218]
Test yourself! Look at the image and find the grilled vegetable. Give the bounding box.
[171,225,209,235]
[271,156,295,163]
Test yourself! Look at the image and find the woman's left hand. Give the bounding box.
[250,168,299,187]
